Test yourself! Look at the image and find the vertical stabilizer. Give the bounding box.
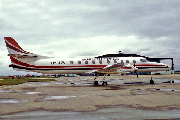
[4,37,34,56]
[4,37,50,60]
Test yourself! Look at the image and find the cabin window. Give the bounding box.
[78,61,81,64]
[92,60,95,64]
[121,60,123,63]
[126,60,129,63]
[99,60,102,64]
[61,61,65,64]
[107,59,110,64]
[70,61,73,64]
[133,60,136,63]
[114,59,117,63]
[85,61,88,64]
[140,59,147,62]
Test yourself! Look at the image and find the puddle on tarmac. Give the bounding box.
[108,80,124,84]
[20,92,41,94]
[163,80,180,83]
[44,95,76,100]
[80,79,88,81]
[38,82,52,85]
[36,95,77,102]
[0,90,14,93]
[130,89,144,91]
[154,88,180,92]
[24,83,37,86]
[124,82,147,84]
[36,95,88,102]
[130,89,151,95]
[131,92,151,95]
[55,83,65,85]
[0,99,28,103]
[1,106,180,119]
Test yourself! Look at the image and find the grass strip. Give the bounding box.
[0,78,55,86]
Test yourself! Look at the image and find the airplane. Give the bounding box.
[4,37,171,86]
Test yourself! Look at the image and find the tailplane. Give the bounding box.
[4,37,50,59]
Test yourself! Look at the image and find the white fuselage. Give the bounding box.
[11,56,171,74]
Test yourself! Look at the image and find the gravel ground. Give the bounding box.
[0,74,180,119]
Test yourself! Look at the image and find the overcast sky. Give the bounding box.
[0,0,180,75]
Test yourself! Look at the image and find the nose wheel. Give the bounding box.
[150,77,154,84]
[102,81,108,86]
[150,72,154,84]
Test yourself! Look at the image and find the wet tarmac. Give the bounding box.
[20,91,41,94]
[0,99,28,103]
[0,90,14,93]
[152,88,180,92]
[1,106,180,120]
[0,75,180,119]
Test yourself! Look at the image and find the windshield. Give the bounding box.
[140,59,147,62]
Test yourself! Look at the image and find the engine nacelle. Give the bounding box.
[117,64,138,73]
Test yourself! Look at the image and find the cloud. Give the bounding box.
[0,0,180,75]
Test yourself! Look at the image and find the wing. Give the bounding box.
[97,63,138,74]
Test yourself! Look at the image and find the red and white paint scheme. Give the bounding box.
[4,37,171,75]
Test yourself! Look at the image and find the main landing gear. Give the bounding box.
[94,81,108,86]
[94,73,108,86]
[102,81,108,86]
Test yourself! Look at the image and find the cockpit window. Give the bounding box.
[140,59,147,62]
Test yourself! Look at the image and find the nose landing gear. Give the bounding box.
[150,72,154,84]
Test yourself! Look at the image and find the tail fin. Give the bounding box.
[4,37,36,57]
[4,37,50,59]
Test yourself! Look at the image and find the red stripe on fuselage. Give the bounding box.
[121,67,132,69]
[10,56,107,69]
[10,56,35,67]
[135,64,165,67]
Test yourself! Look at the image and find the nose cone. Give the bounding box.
[166,65,171,70]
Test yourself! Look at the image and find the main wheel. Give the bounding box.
[102,81,108,86]
[150,80,154,84]
[94,81,98,86]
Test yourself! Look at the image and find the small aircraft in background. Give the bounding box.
[4,37,171,86]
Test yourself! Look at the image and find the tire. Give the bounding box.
[102,82,108,86]
[150,80,154,84]
[94,81,98,86]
